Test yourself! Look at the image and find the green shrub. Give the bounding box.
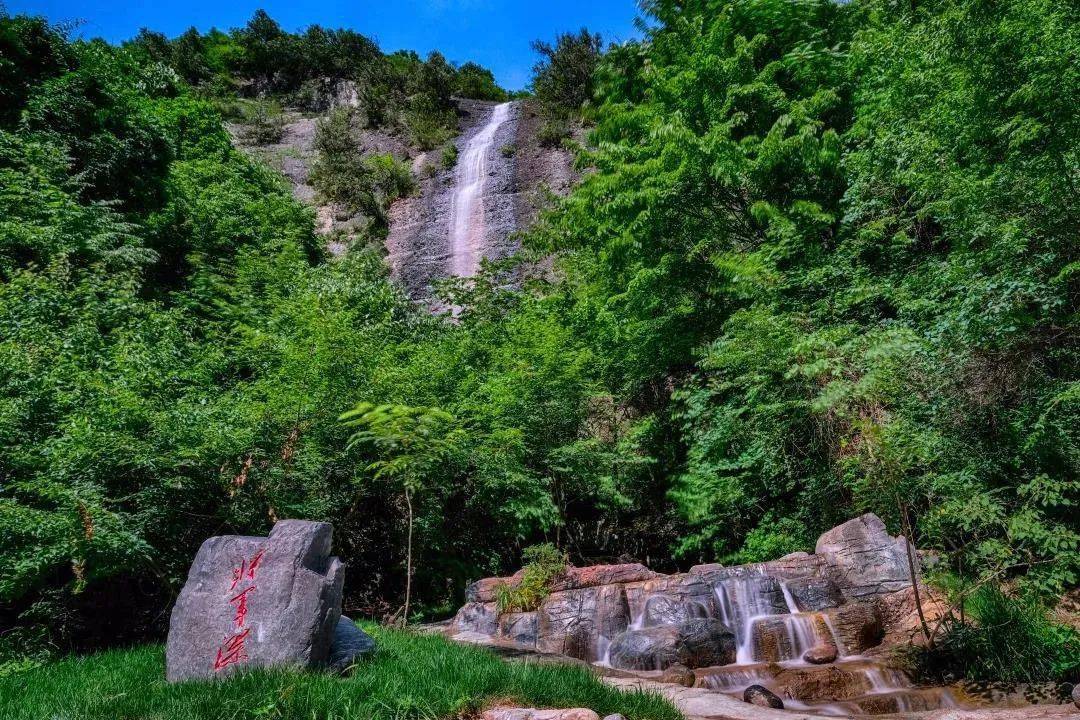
[495,543,568,614]
[536,116,570,148]
[500,144,516,158]
[241,98,284,144]
[404,89,457,150]
[441,142,458,169]
[900,586,1080,684]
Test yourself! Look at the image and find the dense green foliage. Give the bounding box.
[126,9,505,143]
[0,624,681,720]
[530,28,604,144]
[495,543,569,614]
[900,585,1080,684]
[1,0,1077,688]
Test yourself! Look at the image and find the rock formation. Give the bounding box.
[166,520,344,682]
[449,514,971,716]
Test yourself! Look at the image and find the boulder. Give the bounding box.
[743,684,784,709]
[803,644,838,664]
[659,663,696,687]
[608,618,735,671]
[1073,683,1079,710]
[328,616,376,673]
[537,584,629,661]
[624,575,716,629]
[466,573,523,604]
[784,576,844,612]
[499,611,538,646]
[452,601,498,636]
[165,520,344,682]
[825,601,885,654]
[878,584,948,647]
[552,564,658,592]
[815,513,913,598]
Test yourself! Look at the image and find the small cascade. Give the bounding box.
[695,572,964,715]
[595,634,612,668]
[711,569,788,662]
[699,664,773,692]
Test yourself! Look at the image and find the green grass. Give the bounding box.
[0,626,682,720]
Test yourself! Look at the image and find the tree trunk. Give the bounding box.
[898,498,933,646]
[403,487,414,627]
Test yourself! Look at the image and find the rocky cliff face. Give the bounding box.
[386,99,575,301]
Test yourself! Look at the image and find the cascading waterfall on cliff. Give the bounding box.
[448,102,512,278]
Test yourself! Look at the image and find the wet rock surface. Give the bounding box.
[744,684,784,709]
[659,663,697,687]
[448,514,1056,718]
[802,644,838,665]
[536,584,629,661]
[165,520,344,682]
[608,618,736,671]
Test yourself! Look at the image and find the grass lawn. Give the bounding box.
[0,625,682,720]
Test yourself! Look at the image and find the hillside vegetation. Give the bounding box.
[1,0,1077,685]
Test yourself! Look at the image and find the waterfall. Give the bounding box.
[448,102,512,278]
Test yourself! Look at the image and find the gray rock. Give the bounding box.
[452,601,498,636]
[624,575,716,629]
[784,576,844,611]
[499,611,538,646]
[537,584,629,661]
[601,715,627,720]
[329,616,376,673]
[1072,682,1079,709]
[815,513,913,598]
[744,684,784,709]
[608,618,735,671]
[641,594,711,627]
[166,520,344,682]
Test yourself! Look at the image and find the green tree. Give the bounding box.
[340,403,466,623]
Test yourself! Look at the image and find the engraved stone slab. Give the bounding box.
[165,520,344,682]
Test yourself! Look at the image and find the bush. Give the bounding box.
[240,98,284,144]
[530,29,602,117]
[310,116,415,226]
[441,142,458,169]
[500,143,516,158]
[495,543,568,614]
[900,586,1080,684]
[537,116,570,148]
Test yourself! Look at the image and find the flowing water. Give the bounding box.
[448,101,512,277]
[625,569,961,715]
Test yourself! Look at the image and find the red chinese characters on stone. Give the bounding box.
[212,627,251,671]
[213,548,266,672]
[229,586,256,629]
[229,548,266,591]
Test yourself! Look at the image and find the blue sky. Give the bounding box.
[5,0,643,90]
